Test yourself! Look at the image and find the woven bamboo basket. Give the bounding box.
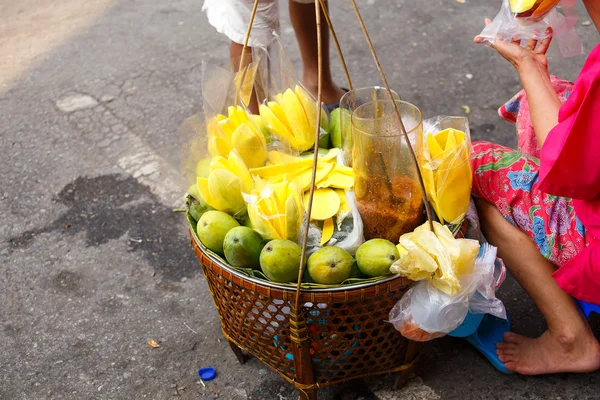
[187,1,447,398]
[190,231,422,399]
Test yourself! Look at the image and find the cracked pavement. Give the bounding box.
[1,0,599,399]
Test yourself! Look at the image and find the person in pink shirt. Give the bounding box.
[471,0,600,375]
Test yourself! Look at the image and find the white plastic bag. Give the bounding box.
[478,0,583,58]
[389,244,507,342]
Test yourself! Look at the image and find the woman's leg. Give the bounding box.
[476,199,600,374]
[289,0,346,104]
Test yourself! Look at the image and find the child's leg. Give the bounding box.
[476,199,600,374]
[289,0,346,104]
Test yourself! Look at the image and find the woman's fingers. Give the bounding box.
[474,18,493,43]
[525,38,538,51]
[536,28,553,54]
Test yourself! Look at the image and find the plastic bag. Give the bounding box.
[389,244,507,341]
[419,116,472,227]
[391,221,480,296]
[253,35,330,153]
[305,189,365,255]
[478,0,583,59]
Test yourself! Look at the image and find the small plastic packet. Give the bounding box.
[478,0,583,58]
[389,244,507,341]
[419,116,472,227]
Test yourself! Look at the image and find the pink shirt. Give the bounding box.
[539,44,600,304]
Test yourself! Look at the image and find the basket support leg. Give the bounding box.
[228,340,249,365]
[393,340,422,390]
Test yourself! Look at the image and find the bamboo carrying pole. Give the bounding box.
[234,1,433,398]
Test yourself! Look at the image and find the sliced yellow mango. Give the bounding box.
[321,218,334,246]
[294,162,334,192]
[285,192,301,241]
[197,176,228,211]
[319,148,340,162]
[250,158,313,178]
[396,243,408,256]
[295,85,317,125]
[227,150,253,193]
[304,188,340,220]
[509,0,537,13]
[217,118,237,140]
[427,134,444,159]
[209,169,245,214]
[268,101,292,132]
[267,151,300,165]
[231,124,267,169]
[209,156,231,172]
[208,136,232,158]
[281,89,313,150]
[316,171,354,190]
[259,104,298,149]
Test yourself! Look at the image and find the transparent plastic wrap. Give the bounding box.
[478,0,583,58]
[253,35,330,153]
[391,221,480,296]
[420,116,472,227]
[389,244,507,342]
[304,189,365,255]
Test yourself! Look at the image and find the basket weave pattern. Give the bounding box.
[192,233,421,388]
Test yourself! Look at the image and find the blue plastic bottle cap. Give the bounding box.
[198,367,216,381]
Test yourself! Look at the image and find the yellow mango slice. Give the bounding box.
[321,218,334,246]
[319,148,340,162]
[336,189,350,214]
[294,162,334,192]
[331,164,354,176]
[227,150,253,193]
[208,136,232,158]
[260,104,298,149]
[231,123,267,169]
[396,243,408,256]
[427,134,444,159]
[281,89,313,151]
[197,177,228,211]
[209,156,231,172]
[268,101,292,132]
[509,0,537,13]
[267,151,300,165]
[316,171,354,190]
[304,188,340,220]
[217,118,237,140]
[250,158,313,178]
[295,85,318,133]
[209,169,245,214]
[285,192,301,241]
[249,203,280,240]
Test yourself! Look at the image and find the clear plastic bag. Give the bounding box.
[478,0,583,58]
[389,244,507,342]
[420,117,472,226]
[252,35,330,153]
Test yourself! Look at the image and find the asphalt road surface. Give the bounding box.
[1,0,599,399]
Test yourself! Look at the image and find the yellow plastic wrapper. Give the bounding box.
[390,221,479,296]
[419,117,472,226]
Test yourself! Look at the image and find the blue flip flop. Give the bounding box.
[450,313,513,374]
[578,299,600,318]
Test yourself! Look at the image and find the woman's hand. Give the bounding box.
[474,18,560,147]
[474,18,553,73]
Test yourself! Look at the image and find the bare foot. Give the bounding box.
[496,330,600,375]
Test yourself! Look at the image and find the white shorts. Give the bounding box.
[202,0,315,47]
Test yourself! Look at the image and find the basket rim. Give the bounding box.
[190,228,409,293]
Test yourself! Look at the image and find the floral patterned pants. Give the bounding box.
[471,141,587,268]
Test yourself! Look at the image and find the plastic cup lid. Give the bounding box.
[198,367,216,381]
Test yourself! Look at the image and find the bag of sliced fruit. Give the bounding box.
[478,0,583,58]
